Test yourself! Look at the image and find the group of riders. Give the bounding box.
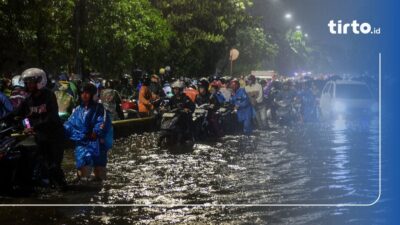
[0,67,320,192]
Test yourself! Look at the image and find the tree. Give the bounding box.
[73,0,172,76]
[232,27,278,74]
[0,0,172,76]
[0,0,74,74]
[151,0,256,76]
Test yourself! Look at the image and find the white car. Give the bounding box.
[319,80,376,119]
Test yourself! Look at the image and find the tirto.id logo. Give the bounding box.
[328,20,381,35]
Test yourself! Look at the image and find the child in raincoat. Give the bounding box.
[64,83,113,181]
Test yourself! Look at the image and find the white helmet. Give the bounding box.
[11,75,24,88]
[22,68,47,90]
[171,80,184,89]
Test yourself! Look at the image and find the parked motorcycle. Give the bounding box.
[0,121,38,194]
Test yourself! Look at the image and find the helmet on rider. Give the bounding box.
[59,73,69,82]
[247,74,256,85]
[142,74,151,86]
[22,68,47,90]
[171,80,184,89]
[103,79,115,89]
[210,80,222,89]
[198,80,209,95]
[11,75,25,88]
[171,80,184,96]
[198,80,209,89]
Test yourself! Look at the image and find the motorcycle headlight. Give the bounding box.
[334,101,346,113]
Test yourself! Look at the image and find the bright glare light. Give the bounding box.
[304,33,309,37]
[334,101,346,113]
[296,25,301,30]
[285,13,292,20]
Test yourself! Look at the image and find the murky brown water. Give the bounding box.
[0,117,384,224]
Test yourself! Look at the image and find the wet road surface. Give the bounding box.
[0,117,385,224]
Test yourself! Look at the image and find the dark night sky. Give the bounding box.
[251,0,386,75]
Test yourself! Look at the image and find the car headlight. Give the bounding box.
[334,101,346,113]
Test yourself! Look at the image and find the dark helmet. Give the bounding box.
[142,75,151,86]
[59,72,69,82]
[103,79,115,89]
[198,80,209,90]
[247,74,256,83]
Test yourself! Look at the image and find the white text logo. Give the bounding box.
[328,20,380,35]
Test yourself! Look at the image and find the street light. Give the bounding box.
[304,33,309,38]
[284,13,292,20]
[295,25,301,30]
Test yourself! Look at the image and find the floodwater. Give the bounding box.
[0,116,383,224]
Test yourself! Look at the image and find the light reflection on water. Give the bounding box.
[0,116,383,224]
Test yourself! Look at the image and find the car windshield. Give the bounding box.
[335,84,372,99]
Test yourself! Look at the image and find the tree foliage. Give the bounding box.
[0,0,74,73]
[0,0,278,77]
[151,0,268,76]
[80,0,172,76]
[233,27,278,74]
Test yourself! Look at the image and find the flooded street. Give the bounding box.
[0,117,382,224]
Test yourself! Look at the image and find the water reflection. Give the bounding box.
[0,116,382,224]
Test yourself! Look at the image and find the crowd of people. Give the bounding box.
[0,67,323,189]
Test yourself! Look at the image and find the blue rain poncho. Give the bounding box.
[64,102,113,169]
[230,88,254,135]
[214,92,226,104]
[0,92,13,119]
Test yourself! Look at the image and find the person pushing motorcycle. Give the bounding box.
[10,68,67,189]
[167,81,195,144]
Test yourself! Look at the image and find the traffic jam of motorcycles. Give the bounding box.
[0,68,377,195]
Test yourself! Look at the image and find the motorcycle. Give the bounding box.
[192,104,210,140]
[274,98,297,125]
[216,103,238,134]
[153,98,170,127]
[158,107,194,149]
[121,99,139,119]
[0,121,38,194]
[293,96,303,122]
